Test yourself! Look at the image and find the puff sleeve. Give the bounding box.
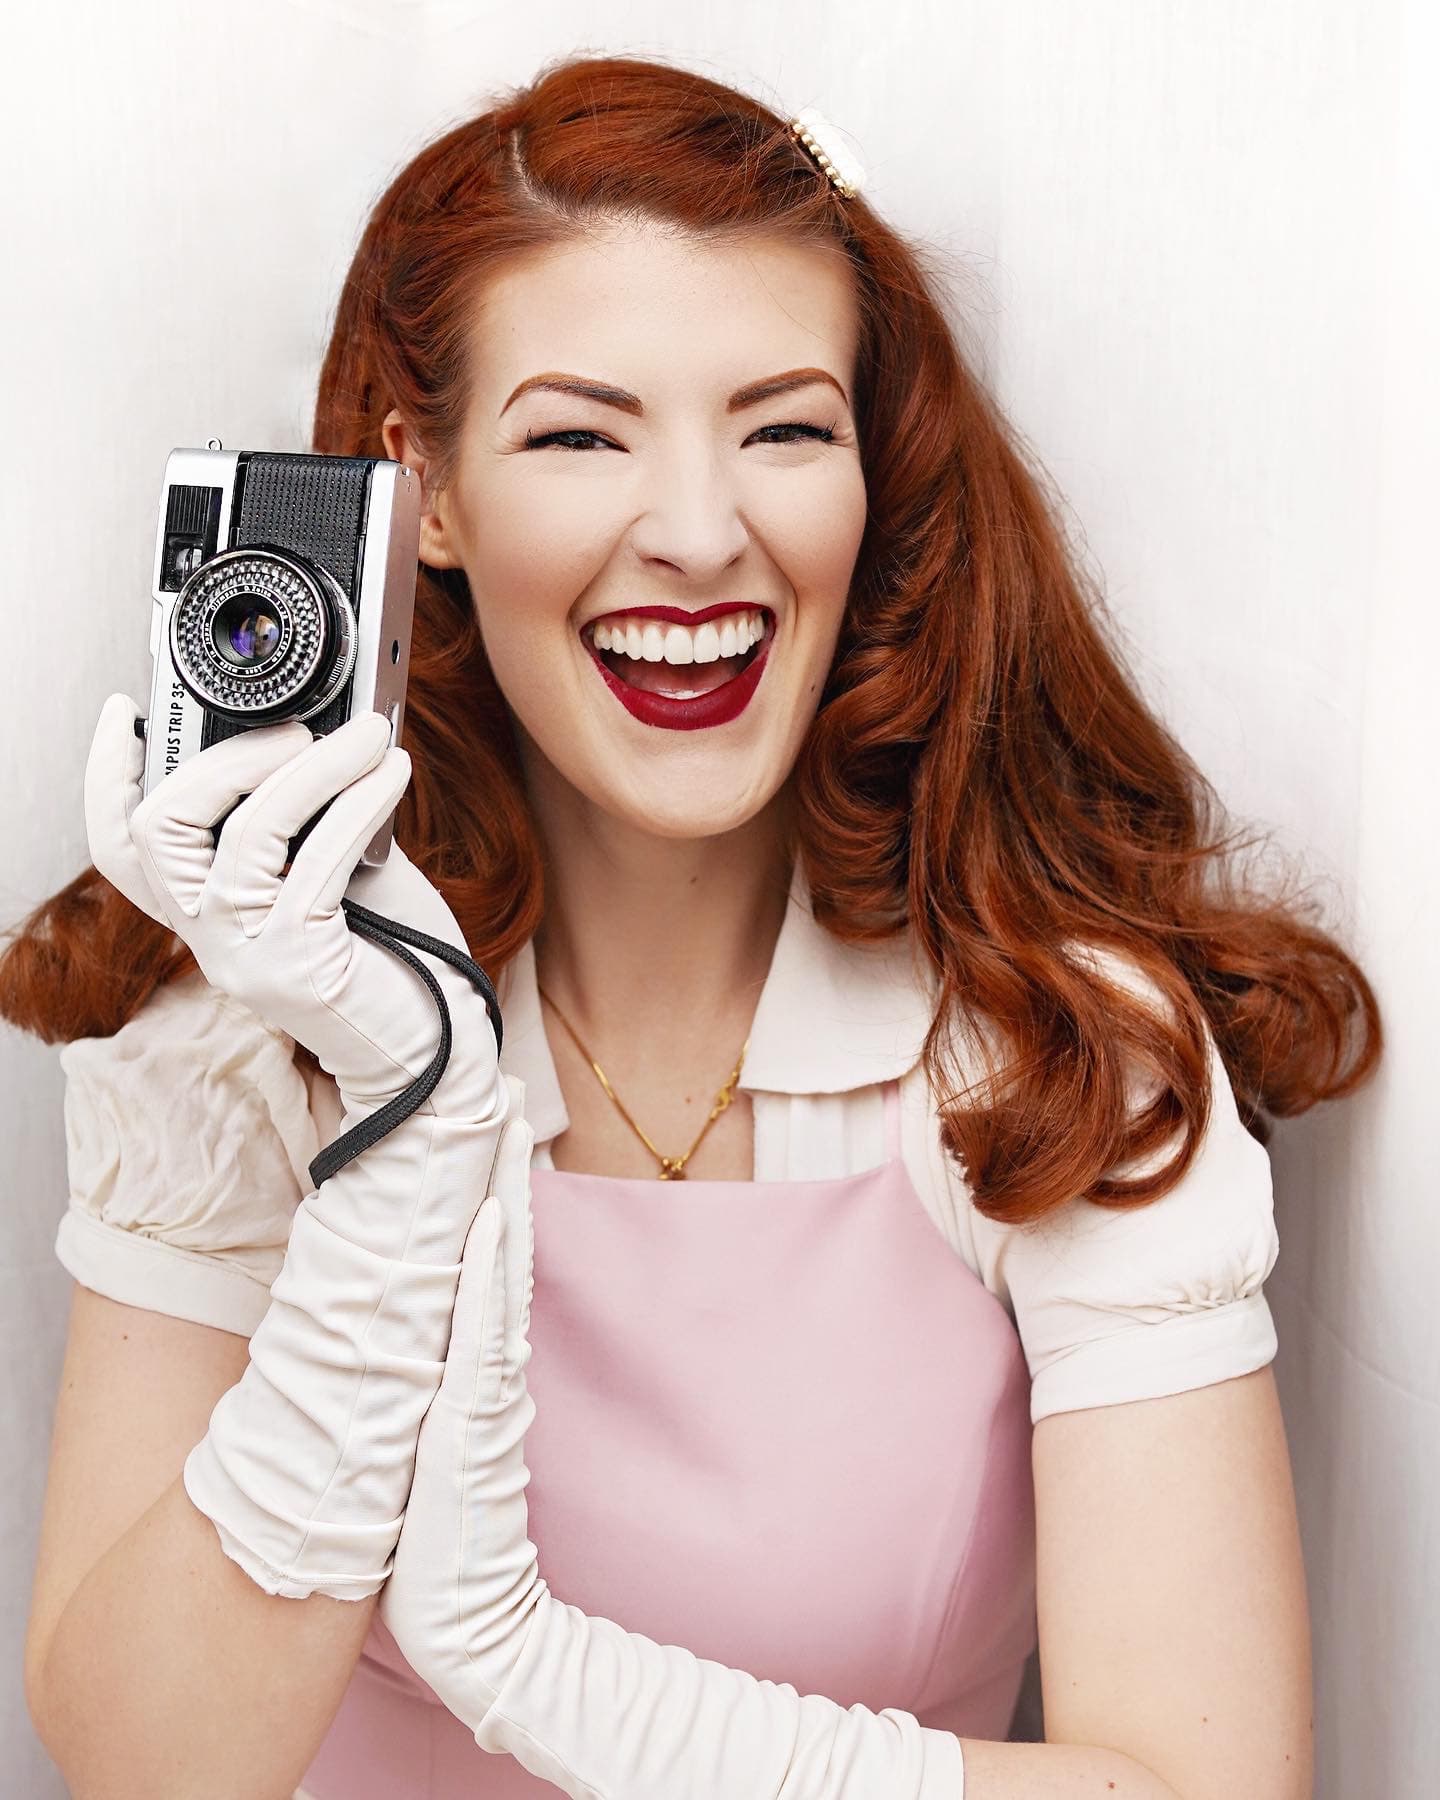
[929,953,1280,1426]
[54,968,322,1338]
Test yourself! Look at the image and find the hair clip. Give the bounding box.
[788,106,867,200]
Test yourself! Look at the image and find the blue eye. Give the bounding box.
[524,422,837,452]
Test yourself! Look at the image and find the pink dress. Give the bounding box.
[297,1078,1038,1797]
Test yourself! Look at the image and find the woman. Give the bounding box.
[12,52,1378,1799]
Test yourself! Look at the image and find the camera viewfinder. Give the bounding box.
[160,482,223,591]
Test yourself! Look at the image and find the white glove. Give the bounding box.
[84,694,519,1601]
[379,1123,969,1797]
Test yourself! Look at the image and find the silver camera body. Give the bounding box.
[144,446,421,866]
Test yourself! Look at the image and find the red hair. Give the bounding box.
[1,52,1381,1223]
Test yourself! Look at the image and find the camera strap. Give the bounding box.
[305,899,504,1189]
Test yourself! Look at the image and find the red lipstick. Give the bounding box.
[584,630,773,731]
[587,601,772,629]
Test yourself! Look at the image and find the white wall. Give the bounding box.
[4,4,1432,1793]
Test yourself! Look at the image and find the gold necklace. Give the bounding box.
[536,983,748,1180]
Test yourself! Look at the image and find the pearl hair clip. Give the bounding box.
[788,106,867,200]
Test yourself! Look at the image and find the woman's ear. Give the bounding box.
[381,409,462,571]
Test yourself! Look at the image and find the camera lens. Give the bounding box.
[213,594,283,667]
[169,546,356,723]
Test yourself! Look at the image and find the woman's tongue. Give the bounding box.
[603,647,749,696]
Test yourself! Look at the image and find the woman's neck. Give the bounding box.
[524,759,795,1071]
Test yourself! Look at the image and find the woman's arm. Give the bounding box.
[1024,1364,1313,1799]
[26,700,512,1796]
[81,698,510,1601]
[27,1289,375,1800]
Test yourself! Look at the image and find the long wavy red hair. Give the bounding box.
[1,52,1381,1223]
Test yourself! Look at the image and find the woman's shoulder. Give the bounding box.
[54,969,324,1337]
[890,957,1280,1427]
[61,965,322,1173]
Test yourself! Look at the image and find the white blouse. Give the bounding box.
[54,864,1280,1426]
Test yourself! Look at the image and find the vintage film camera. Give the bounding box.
[141,445,421,866]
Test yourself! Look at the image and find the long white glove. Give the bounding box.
[85,695,521,1601]
[378,1124,969,1797]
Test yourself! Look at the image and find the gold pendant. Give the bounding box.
[659,1157,686,1180]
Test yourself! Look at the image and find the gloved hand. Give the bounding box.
[84,694,521,1600]
[85,695,495,1120]
[379,1123,969,1798]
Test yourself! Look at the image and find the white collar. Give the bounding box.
[494,861,940,1146]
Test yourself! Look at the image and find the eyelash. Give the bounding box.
[524,421,837,453]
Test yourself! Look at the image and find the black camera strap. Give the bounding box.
[306,898,504,1189]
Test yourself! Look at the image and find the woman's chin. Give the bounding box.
[512,663,801,839]
[603,792,772,843]
[567,759,782,842]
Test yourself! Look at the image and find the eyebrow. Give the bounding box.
[498,366,850,418]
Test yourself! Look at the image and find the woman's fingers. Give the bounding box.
[89,699,397,946]
[84,693,167,923]
[206,713,392,934]
[128,715,313,920]
[270,739,413,933]
[262,749,418,1040]
[340,836,460,947]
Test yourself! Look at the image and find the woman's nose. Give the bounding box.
[625,448,751,580]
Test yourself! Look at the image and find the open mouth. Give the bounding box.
[580,609,775,732]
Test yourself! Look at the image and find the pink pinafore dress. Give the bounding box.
[297,1079,1038,1798]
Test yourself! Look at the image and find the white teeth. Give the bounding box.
[588,607,770,666]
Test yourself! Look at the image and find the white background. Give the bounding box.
[3,3,1435,1793]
